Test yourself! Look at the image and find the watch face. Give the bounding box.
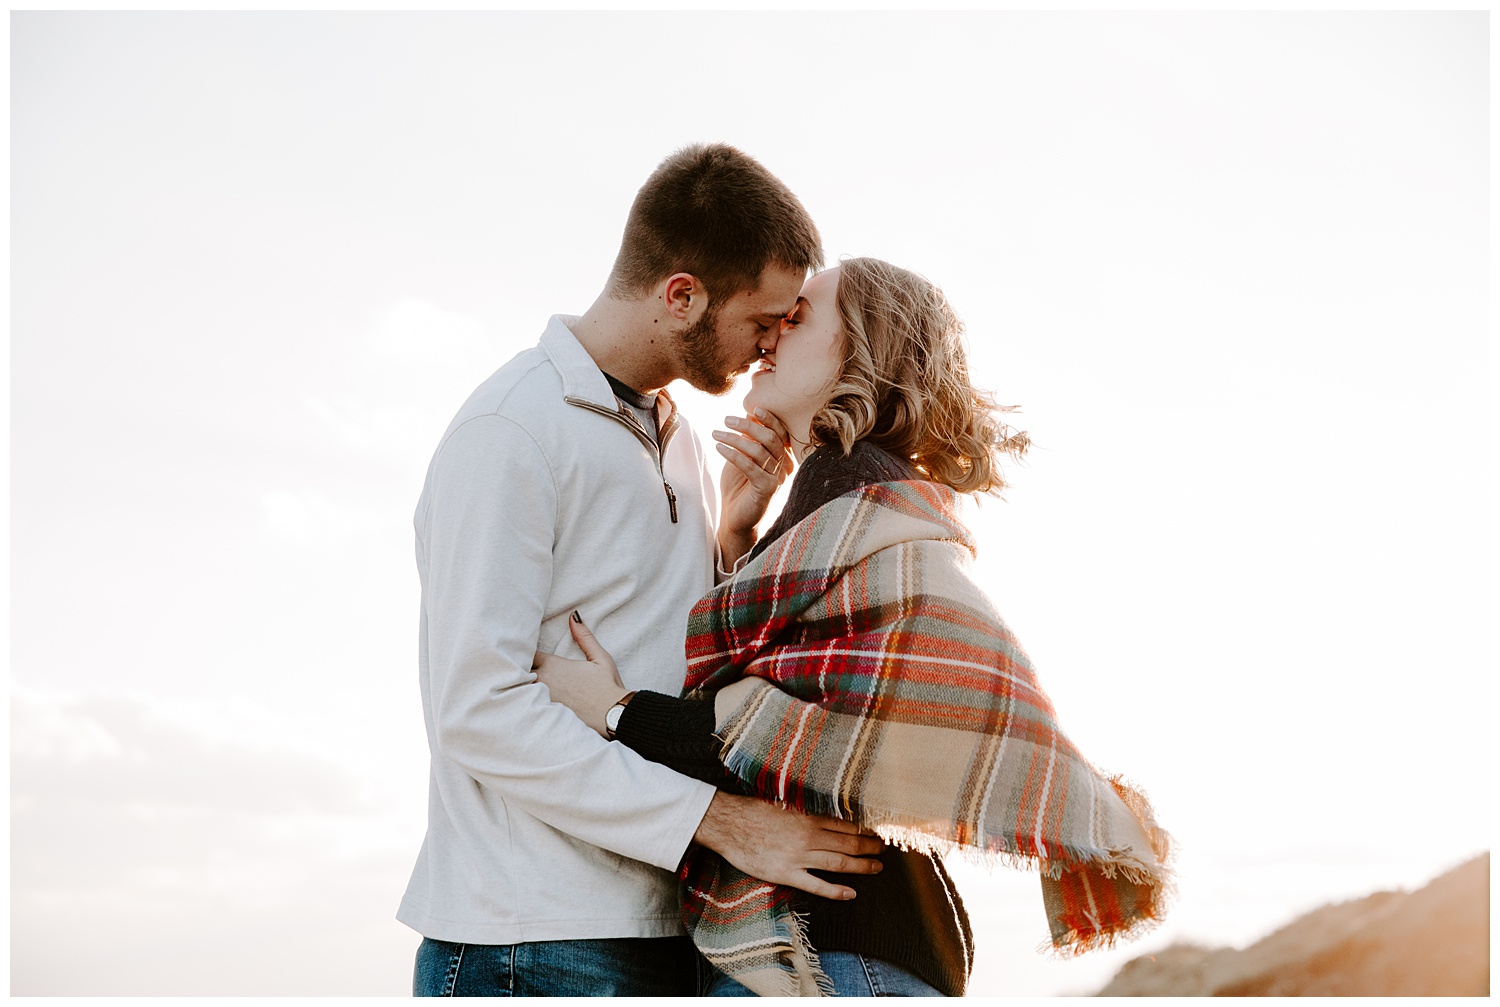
[606,704,624,732]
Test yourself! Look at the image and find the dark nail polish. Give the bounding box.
[572,610,582,623]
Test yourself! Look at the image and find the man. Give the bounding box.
[400,144,883,996]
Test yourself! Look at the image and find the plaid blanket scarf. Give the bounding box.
[680,480,1174,997]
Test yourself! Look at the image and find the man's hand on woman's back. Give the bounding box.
[693,792,884,900]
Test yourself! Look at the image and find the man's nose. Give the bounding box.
[758,321,784,351]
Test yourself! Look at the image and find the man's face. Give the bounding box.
[677,265,805,395]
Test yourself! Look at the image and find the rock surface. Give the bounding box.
[1096,852,1489,996]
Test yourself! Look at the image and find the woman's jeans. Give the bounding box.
[415,937,944,997]
[702,951,944,997]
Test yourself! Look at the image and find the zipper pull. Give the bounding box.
[664,482,678,523]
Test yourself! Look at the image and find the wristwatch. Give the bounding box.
[604,691,637,740]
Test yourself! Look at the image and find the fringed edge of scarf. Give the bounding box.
[1034,906,1167,959]
[882,808,1176,959]
[721,739,1177,959]
[690,879,837,997]
[782,901,836,997]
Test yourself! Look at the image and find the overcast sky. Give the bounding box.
[9,11,1490,996]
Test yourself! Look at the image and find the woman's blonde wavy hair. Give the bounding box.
[809,257,1028,495]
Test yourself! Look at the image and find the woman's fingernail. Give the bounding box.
[724,416,741,428]
[572,610,582,623]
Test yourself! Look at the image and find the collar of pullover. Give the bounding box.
[543,314,678,428]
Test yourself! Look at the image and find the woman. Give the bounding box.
[537,258,1172,997]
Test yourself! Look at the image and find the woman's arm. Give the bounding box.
[531,615,737,786]
[532,621,883,898]
[715,409,794,572]
[614,692,736,787]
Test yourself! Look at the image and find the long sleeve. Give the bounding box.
[613,691,739,788]
[420,414,714,871]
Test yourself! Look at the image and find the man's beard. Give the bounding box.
[676,302,740,396]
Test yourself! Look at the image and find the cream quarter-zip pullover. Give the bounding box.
[398,315,718,944]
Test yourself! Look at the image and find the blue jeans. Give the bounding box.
[414,936,699,996]
[702,951,945,997]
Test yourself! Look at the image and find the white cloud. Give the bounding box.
[11,688,378,819]
[369,297,496,368]
[258,487,391,547]
[11,687,424,995]
[301,297,533,480]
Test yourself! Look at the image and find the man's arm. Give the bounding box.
[532,612,884,898]
[422,414,715,871]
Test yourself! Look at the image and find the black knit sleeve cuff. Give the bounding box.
[614,690,733,787]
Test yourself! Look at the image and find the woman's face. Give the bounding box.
[742,266,844,451]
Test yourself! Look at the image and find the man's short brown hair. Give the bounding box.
[608,143,823,302]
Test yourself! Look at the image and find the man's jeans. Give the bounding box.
[413,936,699,997]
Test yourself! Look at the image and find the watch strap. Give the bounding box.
[604,690,637,740]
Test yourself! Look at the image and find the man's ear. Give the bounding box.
[662,273,706,323]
